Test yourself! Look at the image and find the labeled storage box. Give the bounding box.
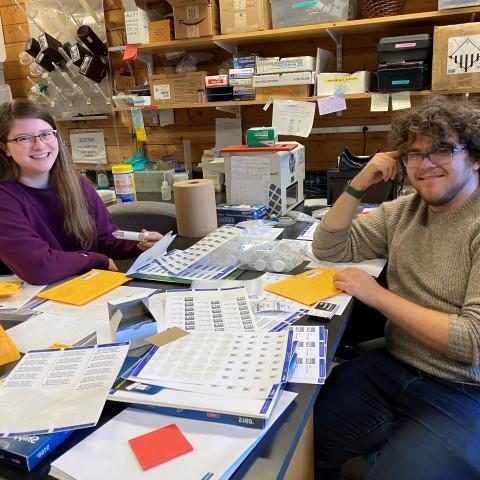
[271,0,351,28]
[253,72,315,88]
[219,0,271,34]
[378,34,432,64]
[256,56,316,75]
[438,0,480,9]
[432,22,480,92]
[316,71,371,94]
[216,204,268,225]
[150,71,207,105]
[167,0,220,39]
[246,127,278,147]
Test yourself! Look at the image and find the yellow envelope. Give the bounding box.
[264,267,343,306]
[0,325,20,366]
[0,280,22,297]
[37,269,130,306]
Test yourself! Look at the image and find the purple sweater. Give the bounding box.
[0,177,140,284]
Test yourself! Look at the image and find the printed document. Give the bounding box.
[0,343,129,437]
[272,100,316,137]
[230,156,270,206]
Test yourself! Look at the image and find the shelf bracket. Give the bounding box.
[213,41,238,56]
[216,105,241,118]
[137,53,154,76]
[326,29,343,72]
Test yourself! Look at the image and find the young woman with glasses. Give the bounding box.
[0,99,162,284]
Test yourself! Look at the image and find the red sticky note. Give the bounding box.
[128,423,193,470]
[123,45,138,61]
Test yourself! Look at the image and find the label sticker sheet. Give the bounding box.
[164,287,257,332]
[297,221,317,241]
[135,250,239,281]
[0,343,129,437]
[124,330,293,388]
[158,226,242,275]
[289,326,327,384]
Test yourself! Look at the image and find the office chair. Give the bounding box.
[107,201,177,234]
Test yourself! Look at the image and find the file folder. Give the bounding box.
[37,269,130,306]
[264,267,342,306]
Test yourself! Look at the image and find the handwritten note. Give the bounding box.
[272,100,316,137]
[391,91,411,111]
[370,93,390,112]
[317,95,347,115]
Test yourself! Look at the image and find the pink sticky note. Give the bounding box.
[123,45,138,61]
[128,423,193,470]
[317,95,347,115]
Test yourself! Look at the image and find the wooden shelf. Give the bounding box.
[109,7,480,54]
[113,90,434,111]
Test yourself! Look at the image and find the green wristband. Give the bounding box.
[344,181,366,200]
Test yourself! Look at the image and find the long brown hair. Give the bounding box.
[0,99,96,249]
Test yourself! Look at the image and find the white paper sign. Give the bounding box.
[70,130,107,164]
[317,95,347,115]
[272,100,316,138]
[447,35,480,74]
[391,91,411,111]
[230,155,270,206]
[215,117,242,149]
[370,93,390,112]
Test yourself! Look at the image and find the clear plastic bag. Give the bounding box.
[207,237,307,273]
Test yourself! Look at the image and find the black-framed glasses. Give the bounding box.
[401,144,467,168]
[6,130,58,148]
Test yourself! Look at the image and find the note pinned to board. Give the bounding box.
[272,100,316,138]
[370,93,390,112]
[264,267,342,306]
[37,269,130,306]
[317,94,347,115]
[129,423,193,470]
[391,91,411,111]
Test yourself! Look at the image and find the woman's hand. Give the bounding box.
[137,229,163,251]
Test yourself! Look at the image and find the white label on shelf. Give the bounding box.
[370,93,389,112]
[447,35,480,75]
[153,84,171,100]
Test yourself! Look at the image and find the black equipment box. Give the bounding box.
[376,61,430,92]
[378,34,432,64]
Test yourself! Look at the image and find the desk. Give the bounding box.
[0,221,354,480]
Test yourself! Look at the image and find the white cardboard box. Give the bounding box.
[253,71,315,87]
[316,71,371,95]
[122,0,151,44]
[256,56,316,75]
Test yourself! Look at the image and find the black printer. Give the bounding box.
[376,34,432,92]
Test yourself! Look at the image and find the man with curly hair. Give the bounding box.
[312,96,480,479]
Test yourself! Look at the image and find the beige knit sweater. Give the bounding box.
[312,189,480,384]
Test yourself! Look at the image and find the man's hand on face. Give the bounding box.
[351,151,401,192]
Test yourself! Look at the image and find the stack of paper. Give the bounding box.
[50,392,297,480]
[127,226,243,284]
[111,330,295,428]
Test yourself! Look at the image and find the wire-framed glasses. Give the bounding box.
[6,130,58,148]
[401,144,467,168]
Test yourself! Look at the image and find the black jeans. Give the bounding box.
[314,349,480,480]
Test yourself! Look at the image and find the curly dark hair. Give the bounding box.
[389,95,480,163]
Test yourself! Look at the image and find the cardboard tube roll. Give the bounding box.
[173,179,217,237]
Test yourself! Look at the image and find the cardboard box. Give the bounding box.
[150,71,207,105]
[149,19,172,43]
[432,22,480,92]
[167,0,219,39]
[246,127,278,147]
[253,72,316,88]
[219,0,271,34]
[255,84,312,100]
[256,56,316,75]
[316,71,371,95]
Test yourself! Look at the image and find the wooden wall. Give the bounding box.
[1,0,438,173]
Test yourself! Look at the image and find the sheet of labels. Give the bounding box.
[136,251,239,281]
[158,225,242,275]
[124,330,293,389]
[297,221,317,241]
[289,325,327,384]
[164,287,257,332]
